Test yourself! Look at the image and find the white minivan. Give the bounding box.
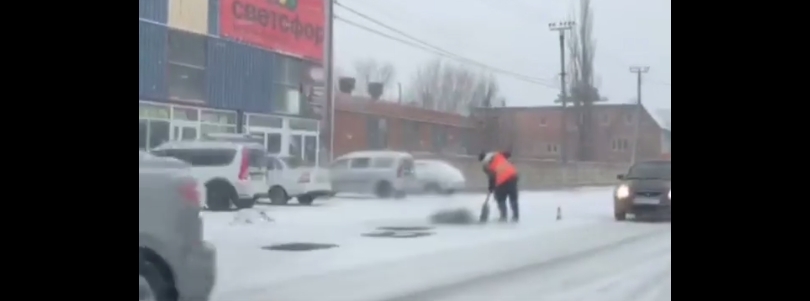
[329,151,416,198]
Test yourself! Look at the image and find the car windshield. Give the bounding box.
[627,161,672,180]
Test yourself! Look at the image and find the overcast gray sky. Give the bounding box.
[332,0,671,114]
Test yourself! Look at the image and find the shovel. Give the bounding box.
[479,192,492,223]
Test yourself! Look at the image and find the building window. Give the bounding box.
[462,129,475,155]
[167,30,206,102]
[547,144,559,154]
[539,117,547,127]
[601,113,610,125]
[432,125,448,153]
[200,109,237,135]
[273,55,303,113]
[139,102,171,150]
[403,121,421,151]
[625,113,634,125]
[366,117,388,149]
[289,118,319,131]
[612,138,630,152]
[168,64,205,101]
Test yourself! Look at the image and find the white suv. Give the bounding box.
[151,141,268,211]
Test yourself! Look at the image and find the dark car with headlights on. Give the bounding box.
[613,160,671,221]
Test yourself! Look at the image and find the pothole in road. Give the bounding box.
[376,226,434,231]
[261,243,339,252]
[362,231,434,238]
[361,226,436,238]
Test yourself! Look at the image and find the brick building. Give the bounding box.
[477,104,666,163]
[332,93,477,157]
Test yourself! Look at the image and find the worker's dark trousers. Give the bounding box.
[494,176,519,220]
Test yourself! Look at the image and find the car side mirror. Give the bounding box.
[617,174,625,180]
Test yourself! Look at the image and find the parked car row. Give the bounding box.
[146,134,467,211]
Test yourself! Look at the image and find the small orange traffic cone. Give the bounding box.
[556,206,562,221]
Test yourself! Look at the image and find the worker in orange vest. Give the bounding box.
[479,150,520,222]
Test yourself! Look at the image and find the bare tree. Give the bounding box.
[352,58,396,99]
[567,0,604,161]
[407,58,500,115]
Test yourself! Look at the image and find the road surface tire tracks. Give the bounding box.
[379,226,669,301]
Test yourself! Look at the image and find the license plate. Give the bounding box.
[634,197,660,205]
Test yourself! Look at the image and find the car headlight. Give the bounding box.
[668,190,671,199]
[615,185,630,199]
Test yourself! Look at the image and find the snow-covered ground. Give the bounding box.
[204,187,671,301]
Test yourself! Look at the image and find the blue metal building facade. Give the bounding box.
[139,20,168,99]
[137,0,308,115]
[207,0,220,36]
[206,38,276,114]
[139,0,168,23]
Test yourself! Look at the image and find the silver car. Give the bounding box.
[329,150,416,198]
[139,152,216,301]
[408,159,466,194]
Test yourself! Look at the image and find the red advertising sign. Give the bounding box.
[220,0,325,62]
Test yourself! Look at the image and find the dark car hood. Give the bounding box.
[627,179,671,192]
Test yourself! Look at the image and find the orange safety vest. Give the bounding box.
[487,152,517,186]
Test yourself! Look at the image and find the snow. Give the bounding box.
[203,187,671,301]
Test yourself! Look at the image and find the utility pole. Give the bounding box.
[629,66,650,165]
[325,0,335,161]
[549,21,575,163]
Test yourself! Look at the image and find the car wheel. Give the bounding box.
[424,183,442,194]
[269,186,289,205]
[375,181,393,198]
[206,182,235,211]
[139,258,172,301]
[614,211,627,221]
[443,189,456,195]
[298,195,314,205]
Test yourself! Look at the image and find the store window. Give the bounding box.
[304,136,317,164]
[139,102,172,150]
[267,133,282,154]
[272,55,303,113]
[200,109,237,135]
[172,107,199,121]
[167,29,206,101]
[290,118,318,131]
[248,115,283,128]
[289,134,302,159]
[139,119,170,150]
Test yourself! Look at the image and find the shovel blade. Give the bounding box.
[479,204,490,222]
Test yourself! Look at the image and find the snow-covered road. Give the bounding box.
[203,187,671,301]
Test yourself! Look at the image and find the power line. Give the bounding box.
[334,2,558,88]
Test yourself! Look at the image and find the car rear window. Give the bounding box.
[151,148,236,167]
[627,161,671,180]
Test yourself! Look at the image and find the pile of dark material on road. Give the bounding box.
[429,208,477,225]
